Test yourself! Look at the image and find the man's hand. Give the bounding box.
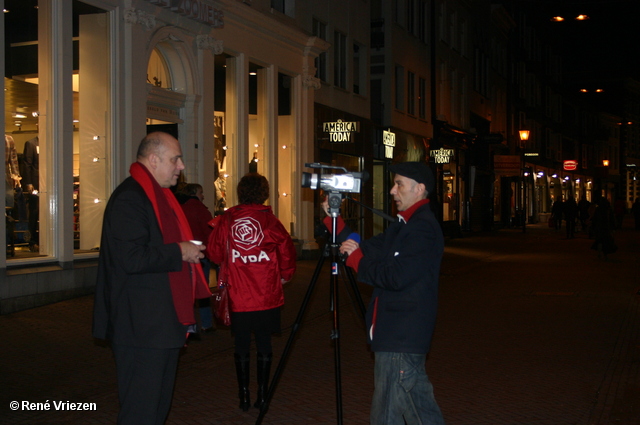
[339,239,359,256]
[179,241,206,263]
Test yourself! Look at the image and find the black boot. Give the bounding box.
[254,352,272,409]
[234,353,251,411]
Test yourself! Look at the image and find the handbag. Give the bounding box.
[213,282,231,327]
[212,213,232,326]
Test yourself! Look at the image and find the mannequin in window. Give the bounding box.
[249,152,258,173]
[5,135,21,208]
[22,136,39,191]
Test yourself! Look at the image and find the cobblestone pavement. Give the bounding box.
[1,217,639,425]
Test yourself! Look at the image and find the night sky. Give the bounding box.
[515,0,640,82]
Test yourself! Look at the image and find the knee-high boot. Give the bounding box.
[234,353,251,411]
[254,352,272,409]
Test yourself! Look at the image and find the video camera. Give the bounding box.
[301,163,369,214]
[301,163,367,194]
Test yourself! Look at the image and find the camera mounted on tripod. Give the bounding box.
[301,162,367,215]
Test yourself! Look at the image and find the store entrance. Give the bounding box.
[146,123,178,139]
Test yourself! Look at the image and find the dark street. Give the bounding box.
[1,218,639,425]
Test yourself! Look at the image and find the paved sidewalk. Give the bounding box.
[1,217,639,424]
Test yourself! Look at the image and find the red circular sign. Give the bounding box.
[564,160,578,170]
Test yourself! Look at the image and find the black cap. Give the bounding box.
[389,162,435,194]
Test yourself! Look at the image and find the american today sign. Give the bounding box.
[430,148,454,164]
[323,120,359,143]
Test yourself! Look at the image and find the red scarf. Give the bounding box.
[130,162,211,325]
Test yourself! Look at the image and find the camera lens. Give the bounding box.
[301,172,319,189]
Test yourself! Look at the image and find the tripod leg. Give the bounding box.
[255,253,326,425]
[330,270,344,425]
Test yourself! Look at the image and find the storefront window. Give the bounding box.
[75,1,111,252]
[442,169,457,221]
[4,0,40,259]
[147,49,172,89]
[3,0,110,261]
[248,62,266,178]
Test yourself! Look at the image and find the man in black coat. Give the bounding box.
[339,162,445,425]
[93,132,208,425]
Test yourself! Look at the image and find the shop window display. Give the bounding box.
[212,55,296,232]
[4,0,111,260]
[4,1,40,258]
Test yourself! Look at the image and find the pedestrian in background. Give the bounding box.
[591,196,617,260]
[179,183,216,338]
[551,197,564,231]
[564,196,578,239]
[93,132,210,425]
[578,197,591,232]
[207,173,297,411]
[327,162,446,425]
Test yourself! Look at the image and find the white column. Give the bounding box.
[226,54,248,207]
[296,73,318,250]
[38,0,74,261]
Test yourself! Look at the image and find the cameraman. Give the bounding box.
[322,162,445,425]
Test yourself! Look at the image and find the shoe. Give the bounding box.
[254,352,272,409]
[201,327,216,333]
[234,353,251,411]
[187,332,201,342]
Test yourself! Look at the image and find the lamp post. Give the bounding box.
[519,130,530,232]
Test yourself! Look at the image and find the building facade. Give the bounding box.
[1,0,328,313]
[2,0,633,313]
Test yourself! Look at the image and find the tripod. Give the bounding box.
[255,204,367,425]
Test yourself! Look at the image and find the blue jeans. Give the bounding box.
[371,352,445,425]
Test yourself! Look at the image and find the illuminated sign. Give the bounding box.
[323,119,359,143]
[430,148,454,164]
[144,0,224,28]
[383,130,395,159]
[564,160,578,171]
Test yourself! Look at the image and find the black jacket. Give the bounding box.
[92,177,187,349]
[358,202,444,354]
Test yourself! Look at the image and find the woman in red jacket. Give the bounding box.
[207,173,297,411]
[178,183,215,337]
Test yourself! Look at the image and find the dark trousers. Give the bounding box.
[234,329,272,356]
[112,344,181,425]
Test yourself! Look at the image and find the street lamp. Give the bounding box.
[519,130,530,232]
[519,130,530,148]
